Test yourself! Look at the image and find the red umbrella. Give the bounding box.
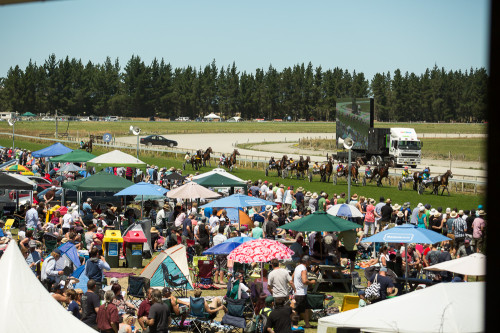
[227,239,294,263]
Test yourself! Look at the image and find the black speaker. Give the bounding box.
[337,328,361,333]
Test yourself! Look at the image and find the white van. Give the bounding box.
[107,116,119,121]
[175,117,190,121]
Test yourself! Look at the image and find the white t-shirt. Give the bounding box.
[209,215,220,228]
[62,213,74,229]
[293,264,308,295]
[276,189,284,203]
[266,189,274,201]
[238,282,250,299]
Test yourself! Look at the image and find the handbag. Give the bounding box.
[365,274,381,301]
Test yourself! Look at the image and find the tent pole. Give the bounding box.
[141,195,143,218]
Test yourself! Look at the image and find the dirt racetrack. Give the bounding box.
[115,132,486,179]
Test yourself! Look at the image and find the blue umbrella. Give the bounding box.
[362,224,450,244]
[203,242,243,255]
[362,224,451,290]
[199,193,276,209]
[114,182,168,196]
[225,236,255,243]
[115,182,168,216]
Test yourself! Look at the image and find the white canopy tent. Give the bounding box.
[86,150,147,171]
[203,113,221,120]
[0,242,96,333]
[425,253,486,276]
[318,282,484,333]
[191,168,245,182]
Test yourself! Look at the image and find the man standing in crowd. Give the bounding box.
[81,279,101,329]
[85,247,111,290]
[292,256,316,329]
[379,198,393,231]
[472,210,486,253]
[374,196,385,232]
[146,289,171,333]
[453,210,467,250]
[268,258,295,302]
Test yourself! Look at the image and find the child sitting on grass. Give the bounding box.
[358,290,367,307]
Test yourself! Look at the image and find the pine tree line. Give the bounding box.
[0,54,487,122]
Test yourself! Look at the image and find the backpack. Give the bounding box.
[256,308,272,333]
[81,293,89,320]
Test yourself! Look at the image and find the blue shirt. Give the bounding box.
[26,251,41,274]
[25,208,39,229]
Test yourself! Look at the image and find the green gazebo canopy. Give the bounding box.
[50,150,97,163]
[62,171,134,192]
[284,211,360,232]
[21,112,36,117]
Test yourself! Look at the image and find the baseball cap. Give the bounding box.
[380,267,388,272]
[53,249,62,256]
[358,290,365,296]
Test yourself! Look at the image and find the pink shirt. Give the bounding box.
[365,204,375,222]
[472,217,485,238]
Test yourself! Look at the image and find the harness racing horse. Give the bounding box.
[319,154,334,183]
[266,155,288,177]
[364,163,391,187]
[296,156,311,180]
[81,138,93,153]
[222,149,240,172]
[432,170,453,196]
[413,168,431,192]
[202,147,213,167]
[190,150,203,170]
[334,162,359,185]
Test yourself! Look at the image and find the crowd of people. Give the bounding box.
[0,146,487,333]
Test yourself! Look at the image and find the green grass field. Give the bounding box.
[0,120,487,137]
[0,137,484,210]
[297,138,486,162]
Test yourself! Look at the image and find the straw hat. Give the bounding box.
[388,287,399,297]
[370,199,376,204]
[351,193,358,200]
[478,210,486,216]
[397,211,404,218]
[273,207,279,213]
[392,204,401,211]
[297,187,304,192]
[280,184,284,188]
[429,208,437,216]
[306,191,312,197]
[293,215,301,220]
[434,211,442,217]
[265,205,273,212]
[151,227,159,233]
[311,193,318,199]
[458,210,464,216]
[449,211,458,218]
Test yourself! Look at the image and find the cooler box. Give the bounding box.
[103,230,123,268]
[123,229,147,268]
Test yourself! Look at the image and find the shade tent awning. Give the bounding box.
[166,181,221,199]
[0,242,97,333]
[114,182,168,197]
[86,150,147,170]
[425,253,486,276]
[317,282,484,333]
[4,173,36,187]
[191,168,245,182]
[0,173,35,190]
[163,172,185,181]
[57,163,85,173]
[193,173,247,187]
[32,142,73,158]
[21,112,36,117]
[204,113,221,119]
[284,210,360,232]
[50,150,96,163]
[200,193,276,209]
[362,223,451,244]
[62,171,134,191]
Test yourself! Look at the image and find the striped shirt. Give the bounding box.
[453,217,467,238]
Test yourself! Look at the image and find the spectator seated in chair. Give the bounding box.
[191,289,227,321]
[162,287,190,329]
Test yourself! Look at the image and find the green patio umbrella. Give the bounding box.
[284,210,360,232]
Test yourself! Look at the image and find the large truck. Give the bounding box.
[334,98,422,168]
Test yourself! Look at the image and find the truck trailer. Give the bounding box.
[334,98,422,168]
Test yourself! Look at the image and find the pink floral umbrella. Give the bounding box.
[227,239,294,263]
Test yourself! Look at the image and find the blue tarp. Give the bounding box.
[32,142,73,158]
[56,242,81,270]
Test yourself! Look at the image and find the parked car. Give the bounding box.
[42,117,55,121]
[140,135,178,147]
[175,117,190,121]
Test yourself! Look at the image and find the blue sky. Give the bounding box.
[0,0,490,80]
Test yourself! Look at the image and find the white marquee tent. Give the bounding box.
[203,113,221,120]
[191,168,245,182]
[0,242,96,332]
[318,282,484,333]
[86,150,147,170]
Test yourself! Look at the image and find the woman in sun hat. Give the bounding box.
[364,198,376,236]
[309,193,319,212]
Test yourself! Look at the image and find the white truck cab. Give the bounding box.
[389,128,422,167]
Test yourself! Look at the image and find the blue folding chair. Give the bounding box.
[161,262,189,298]
[188,297,212,333]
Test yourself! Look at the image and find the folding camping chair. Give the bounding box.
[221,298,246,333]
[126,276,150,308]
[351,271,366,293]
[161,263,189,298]
[187,297,212,333]
[196,259,216,289]
[191,255,208,281]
